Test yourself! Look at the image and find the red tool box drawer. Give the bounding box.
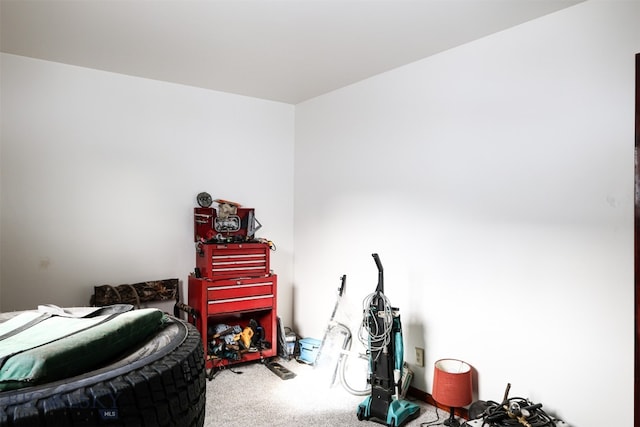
[207,279,274,301]
[188,275,277,316]
[196,242,270,279]
[208,295,274,314]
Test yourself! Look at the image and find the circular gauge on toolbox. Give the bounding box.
[197,192,213,207]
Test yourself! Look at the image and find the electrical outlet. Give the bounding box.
[415,347,424,367]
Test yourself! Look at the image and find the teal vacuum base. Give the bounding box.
[357,396,421,427]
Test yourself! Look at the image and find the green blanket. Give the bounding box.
[0,307,165,391]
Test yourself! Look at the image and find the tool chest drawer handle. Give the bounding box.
[207,283,272,291]
[208,294,274,304]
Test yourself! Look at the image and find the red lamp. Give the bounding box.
[432,359,473,427]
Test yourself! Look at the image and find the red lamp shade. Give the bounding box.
[432,359,473,408]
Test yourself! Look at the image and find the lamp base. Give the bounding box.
[444,418,461,427]
[443,407,461,427]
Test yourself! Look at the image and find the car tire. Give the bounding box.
[0,315,205,427]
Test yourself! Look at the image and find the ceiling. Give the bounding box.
[0,0,583,104]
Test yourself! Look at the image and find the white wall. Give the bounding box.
[0,1,637,426]
[294,2,637,427]
[0,54,295,327]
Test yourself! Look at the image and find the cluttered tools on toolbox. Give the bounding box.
[194,193,273,245]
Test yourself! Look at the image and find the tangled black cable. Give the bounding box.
[419,405,441,426]
[480,397,557,427]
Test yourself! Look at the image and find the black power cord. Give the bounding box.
[480,397,557,427]
[420,406,441,426]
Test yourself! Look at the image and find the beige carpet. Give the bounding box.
[204,357,446,427]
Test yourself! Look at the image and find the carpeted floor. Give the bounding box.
[204,357,447,427]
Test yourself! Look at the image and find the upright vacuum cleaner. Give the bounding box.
[357,253,420,427]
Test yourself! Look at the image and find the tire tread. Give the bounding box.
[0,319,205,427]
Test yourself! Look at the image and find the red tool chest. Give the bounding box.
[195,242,270,280]
[188,202,276,372]
[188,274,278,370]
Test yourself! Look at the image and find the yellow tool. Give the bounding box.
[234,326,254,349]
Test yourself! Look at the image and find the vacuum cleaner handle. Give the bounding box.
[372,253,384,293]
[338,274,346,297]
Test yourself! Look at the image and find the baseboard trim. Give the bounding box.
[407,386,469,420]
